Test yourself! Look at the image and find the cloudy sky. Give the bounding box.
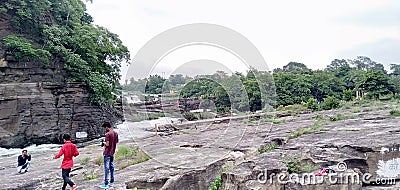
[85,0,400,81]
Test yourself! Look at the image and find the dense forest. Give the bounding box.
[124,56,400,113]
[0,0,130,105]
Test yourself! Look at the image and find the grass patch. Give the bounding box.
[259,116,285,124]
[115,146,137,161]
[389,110,400,117]
[311,114,323,120]
[221,164,235,173]
[300,163,319,173]
[289,120,328,139]
[340,103,352,110]
[360,101,373,107]
[82,171,97,180]
[329,114,355,122]
[80,156,90,165]
[118,148,151,170]
[258,142,277,154]
[247,118,258,124]
[284,157,319,174]
[284,157,300,174]
[363,108,373,112]
[352,109,361,113]
[277,104,308,115]
[94,156,103,166]
[128,112,170,122]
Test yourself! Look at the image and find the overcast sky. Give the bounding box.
[85,0,400,81]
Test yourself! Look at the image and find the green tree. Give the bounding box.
[1,0,130,106]
[390,64,400,76]
[282,62,311,74]
[359,70,394,99]
[145,75,168,94]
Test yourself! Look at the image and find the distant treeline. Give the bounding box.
[122,56,400,113]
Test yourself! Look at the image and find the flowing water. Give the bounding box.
[0,117,178,158]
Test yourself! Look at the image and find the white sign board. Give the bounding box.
[76,131,88,139]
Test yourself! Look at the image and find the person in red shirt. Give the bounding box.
[54,134,79,190]
[99,122,119,189]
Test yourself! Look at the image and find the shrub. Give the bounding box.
[285,158,300,174]
[306,98,319,111]
[3,35,51,63]
[320,96,340,110]
[342,90,353,101]
[80,156,90,165]
[389,110,400,116]
[183,112,197,121]
[208,176,222,190]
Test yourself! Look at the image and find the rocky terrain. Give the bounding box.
[0,102,400,189]
[0,56,123,148]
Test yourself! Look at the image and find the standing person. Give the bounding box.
[99,122,119,189]
[17,150,31,173]
[54,134,79,190]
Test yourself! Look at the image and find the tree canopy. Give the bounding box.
[1,0,130,105]
[125,56,400,113]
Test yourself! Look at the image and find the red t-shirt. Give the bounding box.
[54,141,79,169]
[104,131,118,156]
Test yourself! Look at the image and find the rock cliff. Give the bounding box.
[0,55,123,148]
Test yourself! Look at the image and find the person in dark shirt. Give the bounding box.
[17,150,31,173]
[99,122,119,189]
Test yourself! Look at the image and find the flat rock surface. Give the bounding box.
[0,104,399,189]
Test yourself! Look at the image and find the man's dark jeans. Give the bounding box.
[62,168,75,190]
[104,155,115,185]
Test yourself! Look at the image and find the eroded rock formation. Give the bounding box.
[0,56,123,148]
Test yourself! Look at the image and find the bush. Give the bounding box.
[306,98,318,111]
[208,176,222,190]
[320,96,340,110]
[183,112,197,121]
[3,35,51,63]
[342,90,353,101]
[285,158,300,174]
[389,110,400,116]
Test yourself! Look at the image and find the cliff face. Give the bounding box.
[0,55,123,148]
